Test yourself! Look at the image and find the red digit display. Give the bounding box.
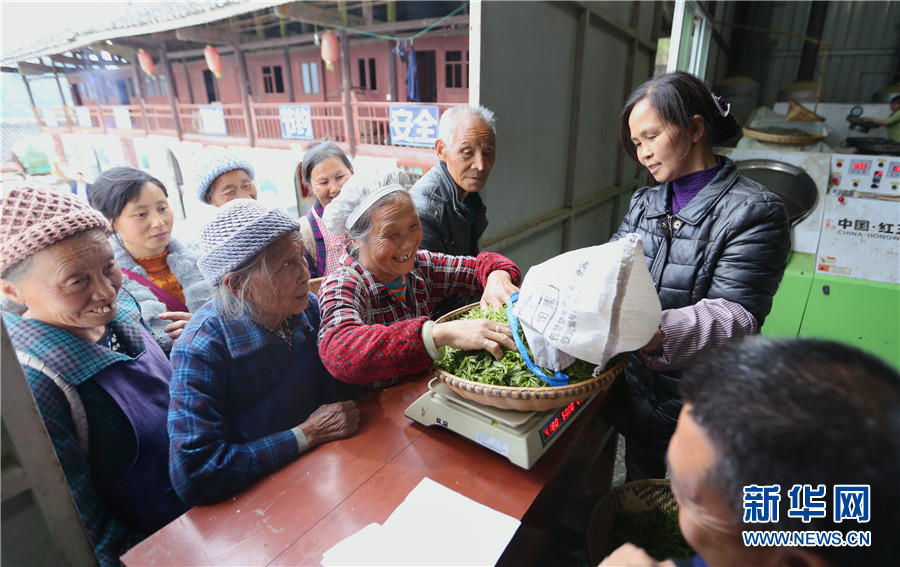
[894,165,900,173]
[852,162,868,171]
[540,399,587,444]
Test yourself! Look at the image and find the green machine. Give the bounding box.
[728,149,900,369]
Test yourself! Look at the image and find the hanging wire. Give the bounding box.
[327,1,469,41]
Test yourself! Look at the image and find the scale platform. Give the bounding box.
[405,378,598,469]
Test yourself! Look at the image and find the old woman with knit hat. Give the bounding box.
[194,147,258,206]
[317,168,522,401]
[1,185,188,566]
[167,198,360,506]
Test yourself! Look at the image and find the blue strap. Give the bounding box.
[506,292,570,387]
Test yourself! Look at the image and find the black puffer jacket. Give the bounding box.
[410,161,488,257]
[607,156,791,466]
[612,156,790,323]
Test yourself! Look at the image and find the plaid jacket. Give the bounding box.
[317,250,520,385]
[168,293,332,506]
[2,293,160,567]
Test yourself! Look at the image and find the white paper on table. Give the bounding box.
[321,477,521,566]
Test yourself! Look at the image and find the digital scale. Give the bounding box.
[405,378,599,469]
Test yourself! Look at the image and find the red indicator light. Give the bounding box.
[838,196,845,202]
[836,161,843,167]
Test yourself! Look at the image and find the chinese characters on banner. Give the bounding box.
[743,484,870,524]
[199,106,227,136]
[279,105,315,140]
[389,105,439,148]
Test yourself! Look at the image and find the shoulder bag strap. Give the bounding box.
[16,351,90,455]
[120,268,190,313]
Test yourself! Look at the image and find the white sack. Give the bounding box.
[513,233,662,371]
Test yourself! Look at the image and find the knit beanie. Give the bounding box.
[198,198,300,285]
[1,184,110,275]
[194,148,256,203]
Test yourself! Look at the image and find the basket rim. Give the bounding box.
[433,301,626,396]
[742,126,825,145]
[433,355,626,397]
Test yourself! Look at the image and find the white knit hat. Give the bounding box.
[198,198,299,285]
[194,148,256,203]
[322,167,410,235]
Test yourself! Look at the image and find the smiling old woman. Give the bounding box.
[167,198,360,506]
[317,169,522,400]
[0,185,187,566]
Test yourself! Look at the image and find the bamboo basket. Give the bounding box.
[309,277,324,295]
[432,303,627,411]
[586,479,688,565]
[785,100,825,122]
[742,126,825,146]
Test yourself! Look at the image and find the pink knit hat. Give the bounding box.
[1,184,110,274]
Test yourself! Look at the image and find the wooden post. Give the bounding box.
[132,50,150,135]
[283,49,295,103]
[233,43,256,146]
[159,45,183,141]
[53,68,74,132]
[338,29,356,155]
[92,74,108,134]
[18,69,42,127]
[387,41,398,102]
[182,62,195,104]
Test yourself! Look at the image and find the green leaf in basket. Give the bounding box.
[434,305,598,388]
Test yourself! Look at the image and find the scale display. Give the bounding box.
[539,399,586,445]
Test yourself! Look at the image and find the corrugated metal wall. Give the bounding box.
[707,1,900,106]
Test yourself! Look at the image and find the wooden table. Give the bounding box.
[122,374,616,567]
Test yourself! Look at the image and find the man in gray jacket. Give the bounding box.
[409,104,496,257]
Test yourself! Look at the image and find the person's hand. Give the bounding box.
[300,401,360,447]
[641,329,663,353]
[160,311,193,341]
[480,270,519,309]
[432,318,518,360]
[598,543,678,567]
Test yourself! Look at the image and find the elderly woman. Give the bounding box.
[194,148,258,206]
[318,169,521,400]
[92,167,214,352]
[168,198,360,506]
[299,141,354,278]
[1,185,187,566]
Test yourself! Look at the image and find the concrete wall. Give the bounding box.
[473,0,659,272]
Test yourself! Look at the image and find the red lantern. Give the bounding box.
[204,45,223,79]
[320,30,338,71]
[137,49,154,76]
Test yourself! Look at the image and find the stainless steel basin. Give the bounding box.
[735,159,818,225]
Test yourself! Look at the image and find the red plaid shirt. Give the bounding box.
[317,250,520,384]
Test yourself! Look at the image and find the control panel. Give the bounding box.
[829,154,900,197]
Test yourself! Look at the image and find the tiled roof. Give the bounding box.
[2,0,291,67]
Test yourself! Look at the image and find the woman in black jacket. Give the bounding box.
[605,71,792,480]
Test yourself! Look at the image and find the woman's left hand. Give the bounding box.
[160,311,193,341]
[480,270,519,309]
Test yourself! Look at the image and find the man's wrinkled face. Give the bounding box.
[436,116,496,198]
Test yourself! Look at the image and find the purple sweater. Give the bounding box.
[671,159,724,214]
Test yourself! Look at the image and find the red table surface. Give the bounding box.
[122,374,614,567]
